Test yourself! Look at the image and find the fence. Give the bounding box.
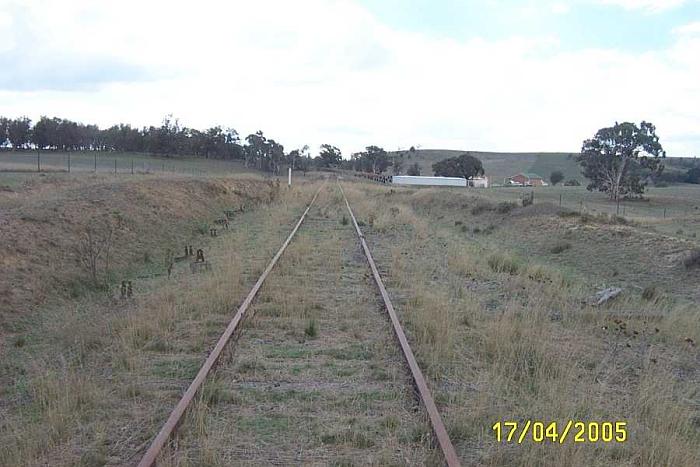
[0,151,214,176]
[493,188,700,221]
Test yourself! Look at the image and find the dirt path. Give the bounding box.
[168,184,435,466]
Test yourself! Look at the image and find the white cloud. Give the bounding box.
[550,2,571,14]
[0,0,699,156]
[673,20,700,35]
[596,0,688,13]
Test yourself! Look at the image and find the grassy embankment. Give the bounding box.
[0,172,321,465]
[342,180,700,466]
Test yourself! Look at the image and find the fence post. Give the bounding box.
[131,159,134,174]
[663,208,666,219]
[616,196,620,215]
[559,193,562,207]
[94,153,97,172]
[37,151,40,172]
[68,151,71,173]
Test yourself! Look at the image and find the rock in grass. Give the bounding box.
[588,287,623,306]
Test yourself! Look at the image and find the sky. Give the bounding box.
[0,0,699,157]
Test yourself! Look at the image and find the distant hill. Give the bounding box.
[389,150,698,185]
[391,149,582,183]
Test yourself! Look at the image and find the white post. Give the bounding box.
[288,167,292,186]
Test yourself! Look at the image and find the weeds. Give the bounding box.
[487,252,521,274]
[550,240,572,254]
[496,201,517,214]
[642,285,659,301]
[304,318,318,338]
[684,249,700,269]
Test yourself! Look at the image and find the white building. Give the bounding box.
[468,177,489,188]
[391,176,467,187]
[391,175,489,188]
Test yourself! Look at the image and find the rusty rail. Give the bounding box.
[137,181,326,467]
[338,182,461,467]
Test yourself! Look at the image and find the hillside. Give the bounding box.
[395,150,699,185]
[393,149,582,183]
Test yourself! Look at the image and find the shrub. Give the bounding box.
[196,222,209,235]
[341,215,348,226]
[550,170,564,186]
[683,249,700,269]
[550,241,571,254]
[564,179,581,186]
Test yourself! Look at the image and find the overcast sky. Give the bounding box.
[1,0,699,156]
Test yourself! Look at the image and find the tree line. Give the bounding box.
[0,114,474,177]
[0,115,325,174]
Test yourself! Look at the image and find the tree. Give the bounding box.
[7,117,31,149]
[318,144,342,168]
[392,156,404,175]
[0,117,10,147]
[407,162,421,176]
[432,153,484,179]
[73,216,120,288]
[550,170,564,186]
[365,145,390,173]
[578,121,665,200]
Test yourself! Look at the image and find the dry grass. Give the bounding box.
[342,180,700,466]
[162,183,435,465]
[0,175,325,465]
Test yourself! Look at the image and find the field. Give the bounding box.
[394,149,581,182]
[0,150,253,177]
[398,149,699,186]
[1,167,698,466]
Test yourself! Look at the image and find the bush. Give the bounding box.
[564,179,581,186]
[550,170,564,186]
[684,249,700,269]
[196,222,209,235]
[341,215,348,226]
[550,241,571,254]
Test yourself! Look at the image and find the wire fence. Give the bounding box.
[492,188,700,221]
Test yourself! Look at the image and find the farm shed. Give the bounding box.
[468,177,489,188]
[392,175,467,187]
[506,173,547,187]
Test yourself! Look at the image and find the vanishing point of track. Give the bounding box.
[138,179,460,467]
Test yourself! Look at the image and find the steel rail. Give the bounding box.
[137,181,326,467]
[338,181,461,467]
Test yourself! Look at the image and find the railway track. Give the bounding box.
[138,180,460,466]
